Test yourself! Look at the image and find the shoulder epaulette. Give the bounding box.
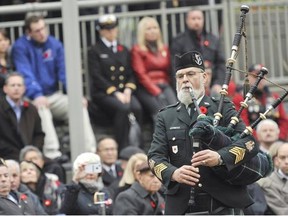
[159,101,180,112]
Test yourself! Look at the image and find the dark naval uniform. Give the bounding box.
[148,95,259,215]
[88,39,142,149]
[170,30,226,87]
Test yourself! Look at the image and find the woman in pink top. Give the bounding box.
[131,17,177,123]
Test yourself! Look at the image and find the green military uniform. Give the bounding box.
[148,95,259,214]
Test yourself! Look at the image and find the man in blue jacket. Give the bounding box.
[12,15,96,159]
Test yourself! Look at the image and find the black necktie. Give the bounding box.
[108,168,114,177]
[109,45,115,53]
[189,103,195,118]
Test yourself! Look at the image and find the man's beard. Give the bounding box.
[177,81,204,106]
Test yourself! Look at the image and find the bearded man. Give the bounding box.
[147,51,261,215]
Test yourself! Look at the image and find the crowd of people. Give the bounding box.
[0,5,288,215]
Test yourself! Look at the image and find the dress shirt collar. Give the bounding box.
[101,37,117,49]
[6,95,23,122]
[102,163,116,176]
[277,169,288,180]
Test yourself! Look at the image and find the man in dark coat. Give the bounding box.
[147,51,264,215]
[0,72,44,160]
[88,14,142,150]
[170,8,226,95]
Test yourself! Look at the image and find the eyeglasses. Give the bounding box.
[175,70,203,80]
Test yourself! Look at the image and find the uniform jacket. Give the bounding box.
[170,30,226,86]
[131,44,172,96]
[0,96,44,160]
[60,182,112,215]
[148,95,258,214]
[0,191,37,215]
[102,163,123,187]
[88,39,136,101]
[113,181,165,215]
[257,169,288,215]
[12,35,66,99]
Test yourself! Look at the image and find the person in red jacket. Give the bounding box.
[131,16,177,123]
[231,64,288,141]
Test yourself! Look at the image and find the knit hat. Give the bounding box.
[119,146,145,161]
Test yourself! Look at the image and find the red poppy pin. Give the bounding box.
[117,45,123,52]
[23,101,29,108]
[200,106,208,114]
[44,199,52,206]
[203,40,209,47]
[150,201,156,208]
[117,171,123,177]
[20,194,27,201]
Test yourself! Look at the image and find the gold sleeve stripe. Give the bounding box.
[154,163,167,180]
[125,83,136,90]
[106,86,117,95]
[229,147,246,164]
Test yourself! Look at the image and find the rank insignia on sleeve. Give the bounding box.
[229,147,246,164]
[245,140,255,152]
[154,163,167,180]
[148,159,155,169]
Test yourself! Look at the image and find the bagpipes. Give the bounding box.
[189,5,288,185]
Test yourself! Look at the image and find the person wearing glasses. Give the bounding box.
[148,51,262,215]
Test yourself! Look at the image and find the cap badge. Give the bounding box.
[194,53,202,66]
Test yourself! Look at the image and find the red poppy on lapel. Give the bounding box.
[200,106,208,114]
[117,171,123,177]
[150,201,156,208]
[117,45,123,52]
[203,40,209,47]
[23,101,29,108]
[44,199,52,206]
[20,194,27,201]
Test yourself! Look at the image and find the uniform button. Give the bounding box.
[198,183,202,187]
[88,203,92,207]
[119,66,125,71]
[111,76,115,80]
[119,75,124,80]
[119,83,124,88]
[172,137,176,141]
[110,66,115,71]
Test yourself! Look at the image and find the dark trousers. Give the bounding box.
[94,95,143,150]
[185,193,244,215]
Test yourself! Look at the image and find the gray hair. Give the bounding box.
[19,146,43,162]
[5,160,20,174]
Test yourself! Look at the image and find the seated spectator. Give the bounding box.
[60,152,112,215]
[256,119,280,152]
[0,73,44,160]
[0,158,38,215]
[88,14,142,150]
[20,160,64,214]
[257,142,288,215]
[113,160,165,215]
[97,136,123,187]
[0,28,13,96]
[269,141,284,168]
[5,159,47,214]
[131,16,177,123]
[110,152,147,200]
[19,145,66,183]
[12,15,96,159]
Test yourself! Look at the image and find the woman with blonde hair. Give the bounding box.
[110,153,147,199]
[131,17,177,123]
